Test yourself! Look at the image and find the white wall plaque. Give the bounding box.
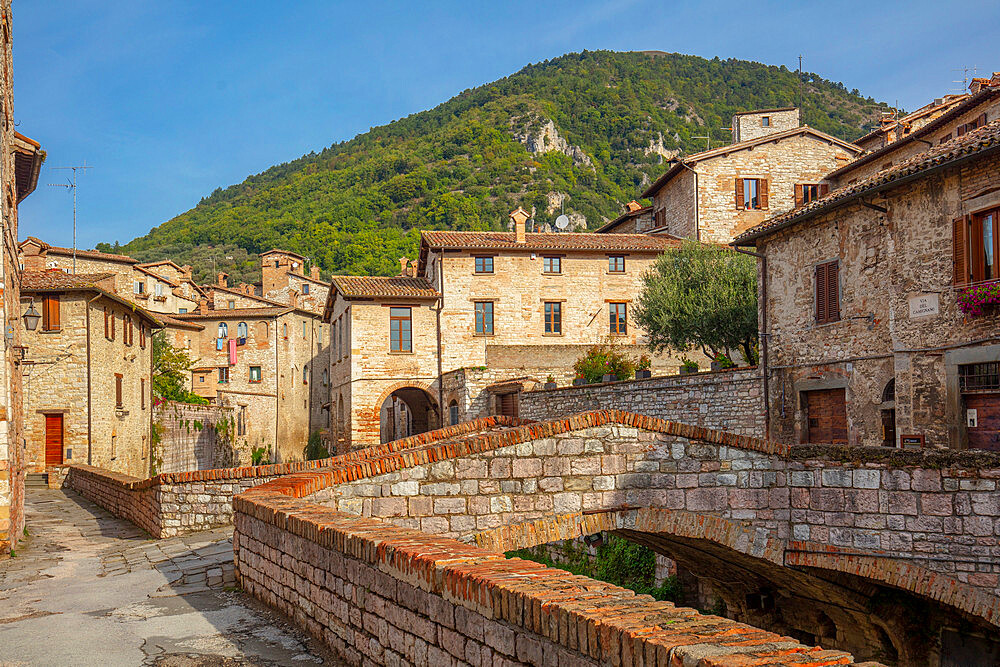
[908,293,939,319]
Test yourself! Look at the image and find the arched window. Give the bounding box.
[882,378,896,403]
[302,365,308,384]
[218,322,228,338]
[256,321,268,344]
[449,400,459,426]
[322,368,329,386]
[282,323,288,338]
[237,322,248,339]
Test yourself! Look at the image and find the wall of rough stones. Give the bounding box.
[155,401,236,473]
[232,465,864,667]
[518,367,764,436]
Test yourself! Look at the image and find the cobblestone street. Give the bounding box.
[0,488,336,666]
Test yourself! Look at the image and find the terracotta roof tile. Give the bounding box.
[735,118,1000,245]
[420,230,680,252]
[593,205,653,234]
[21,270,115,291]
[156,313,205,330]
[173,307,294,319]
[331,275,440,300]
[20,236,137,264]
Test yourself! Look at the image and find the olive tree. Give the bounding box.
[634,241,758,365]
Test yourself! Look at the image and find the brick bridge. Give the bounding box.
[238,411,1000,666]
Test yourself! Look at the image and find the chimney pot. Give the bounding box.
[198,298,208,315]
[217,272,228,287]
[510,207,529,244]
[626,200,641,213]
[399,257,409,276]
[310,266,321,280]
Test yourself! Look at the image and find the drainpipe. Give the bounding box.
[85,294,102,465]
[731,246,769,439]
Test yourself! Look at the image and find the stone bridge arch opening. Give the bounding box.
[379,385,440,443]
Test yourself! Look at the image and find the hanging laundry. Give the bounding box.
[216,337,224,351]
[229,338,237,365]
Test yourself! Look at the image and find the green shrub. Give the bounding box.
[251,446,268,466]
[304,430,329,461]
[573,344,636,383]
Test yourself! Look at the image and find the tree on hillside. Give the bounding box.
[635,241,758,365]
[152,331,208,405]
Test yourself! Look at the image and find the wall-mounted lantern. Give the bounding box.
[23,300,40,331]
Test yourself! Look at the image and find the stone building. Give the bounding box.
[734,118,1000,449]
[638,108,862,244]
[325,208,687,450]
[260,249,330,314]
[593,200,654,234]
[852,94,970,152]
[20,271,160,477]
[134,259,207,311]
[0,0,45,556]
[171,304,326,463]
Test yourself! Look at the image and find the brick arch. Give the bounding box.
[369,380,439,421]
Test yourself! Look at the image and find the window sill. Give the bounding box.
[542,332,563,337]
[606,271,626,275]
[40,328,62,334]
[473,333,495,338]
[388,350,414,355]
[473,272,494,276]
[608,332,628,337]
[542,272,562,276]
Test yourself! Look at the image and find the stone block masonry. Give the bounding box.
[519,367,764,436]
[155,401,236,473]
[233,468,867,666]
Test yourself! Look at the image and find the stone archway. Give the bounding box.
[377,385,440,444]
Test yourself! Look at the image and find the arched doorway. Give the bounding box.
[379,387,439,443]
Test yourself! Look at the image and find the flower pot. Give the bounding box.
[680,366,697,375]
[602,374,617,383]
[635,369,652,379]
[544,382,557,390]
[710,361,722,371]
[572,378,586,386]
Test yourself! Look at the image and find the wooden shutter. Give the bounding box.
[43,296,60,331]
[826,261,840,322]
[953,216,970,286]
[115,374,123,407]
[759,179,769,209]
[957,124,967,137]
[794,184,804,208]
[735,179,745,209]
[104,307,109,338]
[815,263,828,323]
[141,379,145,409]
[819,183,830,197]
[977,113,987,128]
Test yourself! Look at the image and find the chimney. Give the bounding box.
[510,207,529,244]
[197,298,208,315]
[626,200,642,213]
[310,266,321,280]
[217,272,228,287]
[180,265,193,279]
[399,257,409,276]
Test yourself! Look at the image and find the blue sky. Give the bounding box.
[14,0,1000,249]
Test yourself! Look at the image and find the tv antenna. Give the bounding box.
[953,66,979,93]
[692,134,711,151]
[48,162,93,273]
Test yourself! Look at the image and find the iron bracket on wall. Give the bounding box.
[859,200,888,213]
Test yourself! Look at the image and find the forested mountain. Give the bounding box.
[108,51,891,283]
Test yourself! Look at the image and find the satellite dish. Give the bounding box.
[555,215,570,230]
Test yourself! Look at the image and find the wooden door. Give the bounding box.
[44,414,63,467]
[965,393,1000,451]
[881,409,896,447]
[498,393,519,419]
[803,389,847,444]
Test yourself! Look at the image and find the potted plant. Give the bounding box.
[572,375,587,386]
[679,357,699,375]
[957,282,1000,316]
[710,352,736,371]
[544,374,557,390]
[602,373,618,383]
[635,354,652,379]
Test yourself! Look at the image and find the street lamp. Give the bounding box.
[23,301,40,331]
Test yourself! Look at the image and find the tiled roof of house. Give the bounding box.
[824,86,1000,181]
[734,118,1000,245]
[330,275,440,300]
[156,313,205,330]
[640,126,862,198]
[21,236,138,264]
[21,270,115,291]
[420,230,681,252]
[260,248,306,259]
[134,265,179,287]
[207,284,287,307]
[593,205,653,234]
[173,307,294,319]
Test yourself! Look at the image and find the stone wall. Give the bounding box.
[518,367,763,436]
[154,401,236,473]
[232,465,864,667]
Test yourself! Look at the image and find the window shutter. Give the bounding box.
[759,179,769,209]
[819,184,830,197]
[826,261,840,322]
[104,308,109,338]
[957,124,967,137]
[794,184,804,208]
[953,216,970,285]
[977,113,987,128]
[815,263,827,323]
[735,179,745,209]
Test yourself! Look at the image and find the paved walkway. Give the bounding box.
[0,488,337,666]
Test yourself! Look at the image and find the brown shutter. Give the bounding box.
[794,184,804,208]
[819,183,830,197]
[43,296,60,330]
[759,179,769,209]
[953,216,970,285]
[977,113,987,128]
[104,307,109,338]
[735,179,745,209]
[115,374,123,407]
[957,124,967,137]
[141,379,145,409]
[815,263,828,323]
[111,312,116,341]
[826,261,840,322]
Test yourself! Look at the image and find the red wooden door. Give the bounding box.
[966,394,1000,451]
[44,414,64,467]
[803,389,848,444]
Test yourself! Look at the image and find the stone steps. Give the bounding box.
[25,473,48,489]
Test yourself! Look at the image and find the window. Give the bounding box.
[303,365,308,384]
[761,116,770,127]
[474,301,494,336]
[238,406,246,436]
[134,281,145,295]
[111,311,116,341]
[42,295,60,331]
[389,307,412,352]
[954,210,1000,285]
[249,366,262,383]
[322,368,329,386]
[940,133,952,145]
[139,324,146,349]
[218,367,230,384]
[256,321,268,345]
[957,113,988,137]
[283,323,288,338]
[218,322,228,338]
[228,300,236,309]
[199,374,205,383]
[125,317,133,346]
[474,256,494,274]
[736,178,768,210]
[608,255,625,273]
[609,302,627,335]
[544,302,562,335]
[115,374,123,408]
[795,184,829,208]
[959,362,1000,392]
[302,283,310,295]
[104,307,109,338]
[815,260,840,324]
[543,256,561,274]
[302,320,307,338]
[449,400,459,426]
[141,378,146,410]
[237,321,248,343]
[155,282,163,297]
[178,307,188,314]
[654,208,666,228]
